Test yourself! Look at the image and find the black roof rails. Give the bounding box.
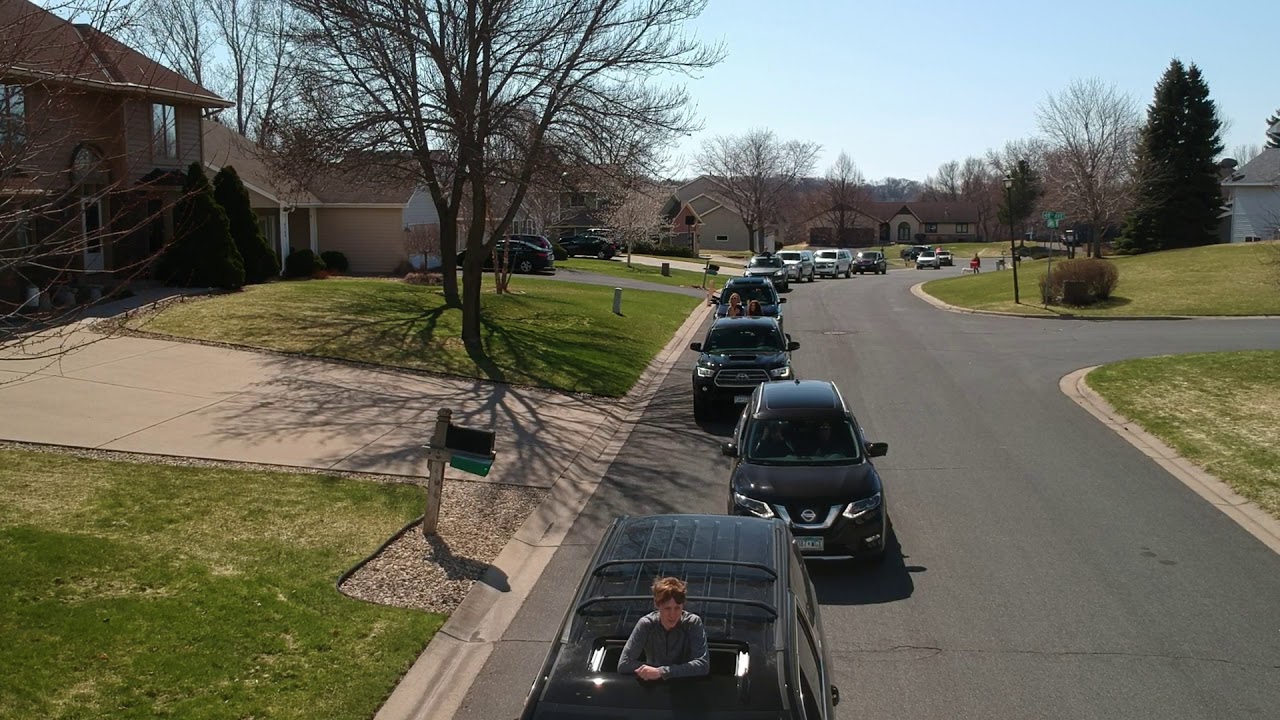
[590,558,778,578]
[576,594,778,619]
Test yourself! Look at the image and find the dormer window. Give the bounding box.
[1,85,24,146]
[153,104,177,159]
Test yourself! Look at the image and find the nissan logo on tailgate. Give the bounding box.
[800,509,817,522]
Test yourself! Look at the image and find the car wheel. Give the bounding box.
[844,267,851,278]
[596,250,607,260]
[518,259,534,273]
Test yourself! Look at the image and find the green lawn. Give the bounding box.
[132,277,700,397]
[1086,351,1280,519]
[559,258,710,288]
[0,449,440,720]
[921,243,1280,316]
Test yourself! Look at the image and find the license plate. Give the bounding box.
[733,394,751,404]
[795,536,824,552]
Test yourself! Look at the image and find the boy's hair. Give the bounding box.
[651,576,688,605]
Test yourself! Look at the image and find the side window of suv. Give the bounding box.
[794,605,827,719]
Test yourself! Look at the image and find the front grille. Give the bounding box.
[780,504,842,527]
[713,368,770,387]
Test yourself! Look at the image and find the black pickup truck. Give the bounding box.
[690,316,799,422]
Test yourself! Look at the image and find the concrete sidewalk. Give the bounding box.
[627,253,744,277]
[0,329,613,488]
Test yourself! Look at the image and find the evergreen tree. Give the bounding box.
[1120,60,1223,253]
[1267,108,1280,149]
[157,162,245,289]
[214,166,279,283]
[997,159,1040,234]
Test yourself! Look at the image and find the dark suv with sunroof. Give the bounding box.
[518,514,841,720]
[723,380,891,562]
[690,317,799,421]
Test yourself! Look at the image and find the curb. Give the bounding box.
[910,282,1280,321]
[1060,367,1280,555]
[374,300,713,720]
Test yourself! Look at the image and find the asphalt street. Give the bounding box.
[454,265,1280,720]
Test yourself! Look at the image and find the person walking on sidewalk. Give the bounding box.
[617,576,710,681]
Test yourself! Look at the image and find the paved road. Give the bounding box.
[454,267,1280,720]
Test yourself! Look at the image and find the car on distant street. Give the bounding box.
[915,251,940,269]
[724,379,891,562]
[742,254,791,291]
[776,250,816,283]
[936,249,954,266]
[690,316,799,421]
[852,251,887,275]
[559,234,617,259]
[812,249,852,278]
[457,238,555,274]
[900,244,932,261]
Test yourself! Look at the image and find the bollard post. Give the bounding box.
[422,407,451,537]
[612,287,623,315]
[661,262,671,277]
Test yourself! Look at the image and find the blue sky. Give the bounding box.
[671,0,1275,181]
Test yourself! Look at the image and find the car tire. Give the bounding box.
[844,267,851,278]
[518,259,534,273]
[596,250,607,260]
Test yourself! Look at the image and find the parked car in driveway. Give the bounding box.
[936,249,954,266]
[852,251,887,275]
[558,234,616,259]
[776,250,816,282]
[742,254,791,291]
[724,379,890,562]
[915,251,940,269]
[517,513,841,720]
[813,249,852,278]
[457,238,555,273]
[690,316,799,421]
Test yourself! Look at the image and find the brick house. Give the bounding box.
[1,0,231,307]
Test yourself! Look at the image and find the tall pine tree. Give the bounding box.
[156,163,245,289]
[1120,59,1224,253]
[214,166,279,283]
[1267,108,1280,149]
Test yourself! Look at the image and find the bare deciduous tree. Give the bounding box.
[697,128,820,253]
[208,0,295,139]
[283,0,721,350]
[1229,143,1263,165]
[1037,77,1141,258]
[922,159,962,201]
[126,0,212,86]
[821,151,868,246]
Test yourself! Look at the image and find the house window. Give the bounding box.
[924,223,938,233]
[153,104,177,158]
[897,222,910,242]
[1,85,24,146]
[715,235,729,243]
[956,223,969,234]
[258,215,277,246]
[569,193,586,208]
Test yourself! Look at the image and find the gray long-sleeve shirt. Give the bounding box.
[617,611,710,679]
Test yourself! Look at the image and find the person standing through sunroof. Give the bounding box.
[617,576,710,680]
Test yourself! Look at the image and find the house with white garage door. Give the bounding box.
[203,119,429,274]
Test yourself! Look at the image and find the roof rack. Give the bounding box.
[576,594,778,619]
[590,558,777,578]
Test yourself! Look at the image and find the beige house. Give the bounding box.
[202,119,423,274]
[667,175,779,252]
[803,201,981,247]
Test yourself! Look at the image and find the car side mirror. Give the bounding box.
[721,442,737,457]
[778,297,787,304]
[831,685,840,706]
[866,442,888,458]
[787,341,800,352]
[689,342,702,352]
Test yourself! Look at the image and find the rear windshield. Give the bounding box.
[776,252,802,261]
[720,285,777,305]
[815,251,837,259]
[704,324,785,352]
[745,418,861,465]
[747,256,783,268]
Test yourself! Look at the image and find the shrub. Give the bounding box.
[549,240,568,261]
[403,271,443,286]
[213,166,279,283]
[627,239,699,258]
[1039,258,1120,305]
[284,248,326,278]
[320,250,350,273]
[157,162,245,290]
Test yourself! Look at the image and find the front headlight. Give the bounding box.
[770,366,791,378]
[773,270,784,277]
[842,492,882,519]
[733,492,775,519]
[695,366,715,377]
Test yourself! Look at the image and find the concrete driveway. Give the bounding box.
[0,329,613,488]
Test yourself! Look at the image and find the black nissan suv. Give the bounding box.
[723,380,891,562]
[690,317,799,422]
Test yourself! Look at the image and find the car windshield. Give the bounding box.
[745,418,861,465]
[720,285,777,305]
[856,253,876,259]
[748,256,784,268]
[815,251,837,259]
[703,324,785,352]
[776,252,801,261]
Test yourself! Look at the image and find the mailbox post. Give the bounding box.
[420,408,497,537]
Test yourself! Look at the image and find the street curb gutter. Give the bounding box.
[374,300,712,720]
[1060,367,1280,556]
[910,282,1280,321]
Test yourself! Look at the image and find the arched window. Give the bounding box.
[897,222,911,242]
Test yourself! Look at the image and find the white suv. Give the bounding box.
[915,251,940,269]
[813,249,852,278]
